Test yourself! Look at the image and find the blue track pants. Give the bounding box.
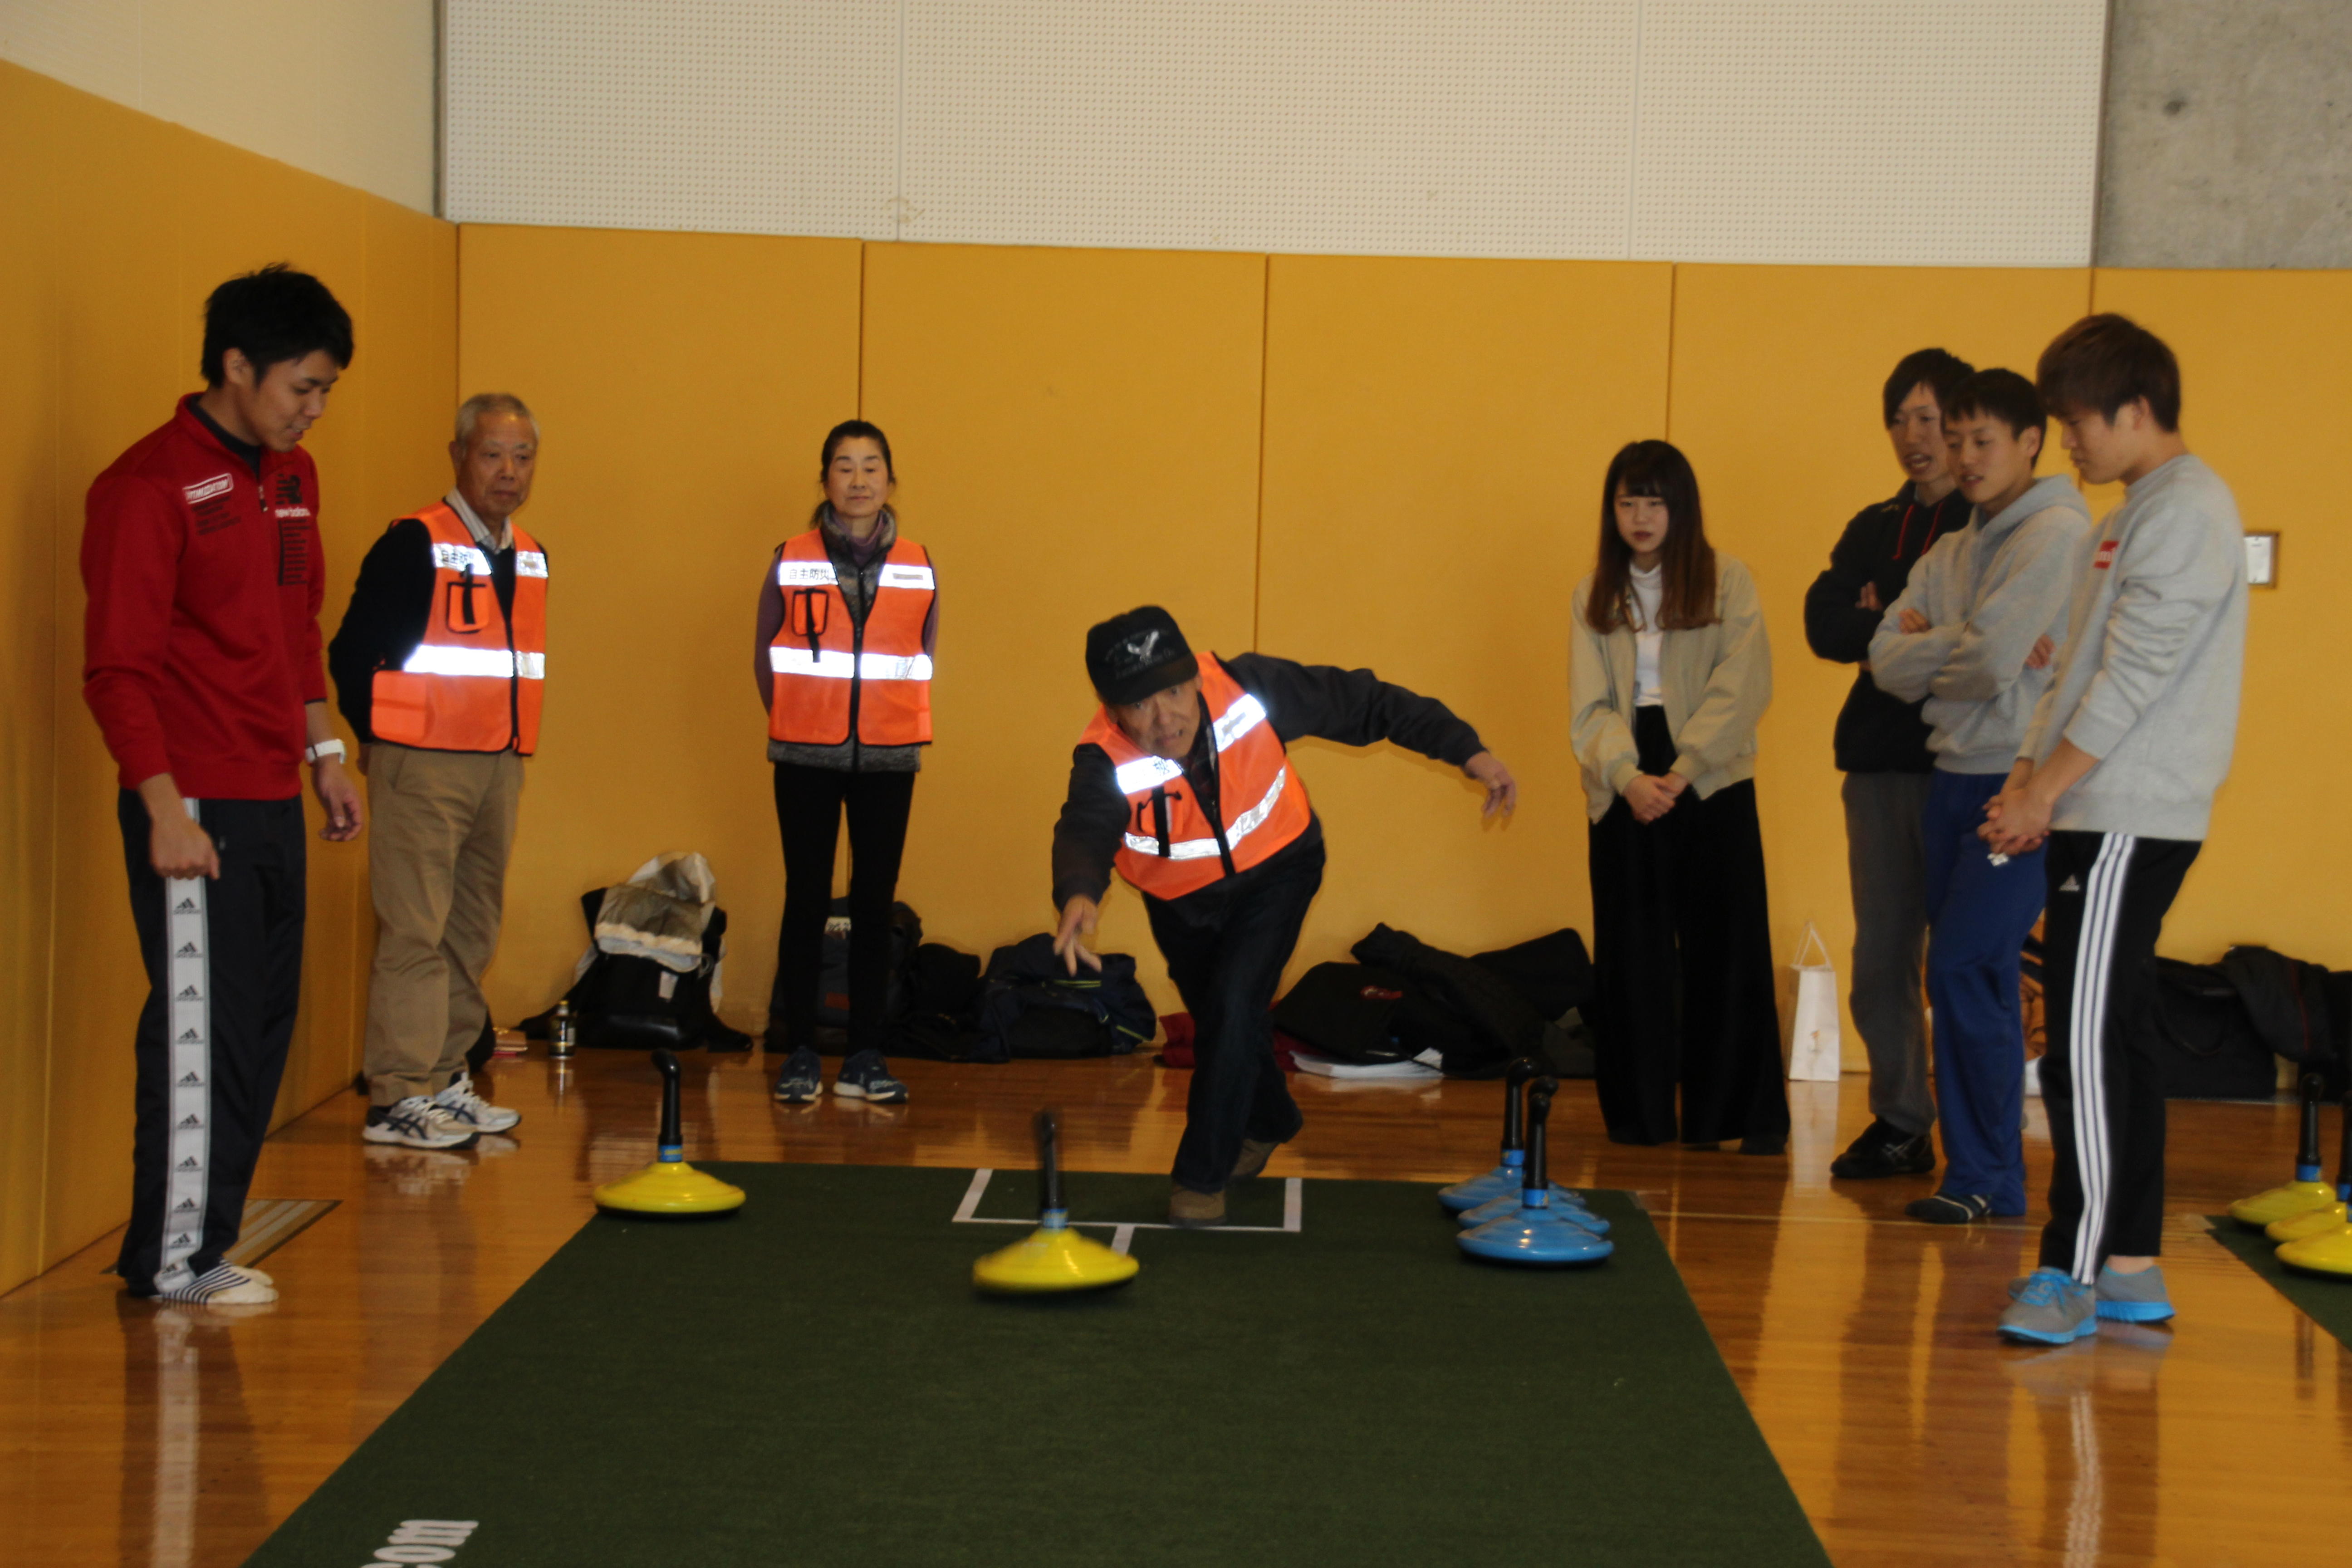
[1922,770,2046,1215]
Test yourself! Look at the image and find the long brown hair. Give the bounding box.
[1585,440,1718,634]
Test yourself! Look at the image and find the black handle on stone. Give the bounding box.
[2298,1072,2327,1172]
[1524,1078,1559,1196]
[1502,1058,1540,1152]
[1035,1108,1063,1215]
[655,1049,683,1152]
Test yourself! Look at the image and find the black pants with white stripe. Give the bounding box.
[2035,829,2200,1282]
[115,792,307,1296]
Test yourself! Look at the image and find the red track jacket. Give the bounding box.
[82,396,328,800]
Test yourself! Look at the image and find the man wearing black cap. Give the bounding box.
[1053,607,1516,1227]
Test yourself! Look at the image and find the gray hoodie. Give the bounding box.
[2023,454,2246,841]
[1868,474,2091,775]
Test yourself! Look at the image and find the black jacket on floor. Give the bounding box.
[1803,482,1970,774]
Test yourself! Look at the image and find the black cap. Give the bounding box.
[1085,606,1199,706]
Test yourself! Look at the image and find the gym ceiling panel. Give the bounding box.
[443,0,2108,266]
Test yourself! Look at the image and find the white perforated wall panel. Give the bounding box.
[1629,1,2108,265]
[443,0,901,237]
[443,0,2110,265]
[897,1,1637,257]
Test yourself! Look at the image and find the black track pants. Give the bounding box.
[115,792,306,1296]
[1587,707,1789,1147]
[1149,839,1324,1193]
[769,763,915,1056]
[2035,829,2200,1281]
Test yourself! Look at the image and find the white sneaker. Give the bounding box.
[433,1073,522,1133]
[364,1096,481,1150]
[156,1263,277,1305]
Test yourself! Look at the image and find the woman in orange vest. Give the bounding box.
[1570,440,1788,1154]
[1051,606,1517,1228]
[753,421,937,1105]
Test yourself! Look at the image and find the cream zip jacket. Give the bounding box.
[1570,553,1772,823]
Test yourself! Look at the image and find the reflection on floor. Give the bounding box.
[2,1047,2346,1567]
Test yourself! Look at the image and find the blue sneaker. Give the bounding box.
[1999,1268,2097,1345]
[833,1050,908,1103]
[771,1047,822,1104]
[2094,1264,2175,1323]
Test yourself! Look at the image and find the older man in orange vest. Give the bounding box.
[329,393,547,1151]
[1052,606,1516,1227]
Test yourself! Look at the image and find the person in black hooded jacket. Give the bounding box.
[1803,348,1974,1181]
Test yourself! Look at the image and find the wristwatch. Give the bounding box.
[305,739,348,765]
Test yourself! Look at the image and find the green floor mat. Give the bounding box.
[2206,1215,2352,1350]
[246,1165,1827,1568]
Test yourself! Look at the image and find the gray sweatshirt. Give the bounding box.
[1868,474,2091,775]
[2022,454,2246,841]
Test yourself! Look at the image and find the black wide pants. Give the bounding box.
[115,792,306,1296]
[2035,829,2199,1281]
[1149,838,1325,1193]
[1587,708,1789,1147]
[769,762,915,1056]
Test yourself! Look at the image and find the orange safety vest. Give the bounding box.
[1078,655,1313,900]
[369,502,548,755]
[766,530,936,747]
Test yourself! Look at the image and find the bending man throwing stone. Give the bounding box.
[1051,607,1516,1228]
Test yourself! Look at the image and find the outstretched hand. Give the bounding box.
[1053,896,1104,976]
[1464,751,1517,819]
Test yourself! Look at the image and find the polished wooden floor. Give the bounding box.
[4,1046,2346,1567]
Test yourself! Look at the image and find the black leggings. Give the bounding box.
[769,763,915,1056]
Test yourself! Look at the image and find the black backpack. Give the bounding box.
[523,888,750,1052]
[2146,958,2277,1100]
[2218,946,2347,1096]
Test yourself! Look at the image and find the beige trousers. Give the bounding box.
[364,744,524,1105]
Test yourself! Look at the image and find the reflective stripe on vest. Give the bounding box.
[368,503,548,755]
[765,530,936,747]
[1077,654,1313,900]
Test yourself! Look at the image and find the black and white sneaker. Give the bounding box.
[364,1097,481,1150]
[1906,1191,1992,1225]
[155,1263,277,1306]
[432,1073,522,1133]
[1830,1119,1936,1180]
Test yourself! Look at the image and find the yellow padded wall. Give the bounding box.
[0,66,62,1292]
[455,226,863,1030]
[1,59,455,1290]
[862,243,1267,1003]
[1256,255,1674,980]
[2089,269,2352,969]
[1665,265,2094,1065]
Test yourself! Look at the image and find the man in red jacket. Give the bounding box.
[82,265,364,1307]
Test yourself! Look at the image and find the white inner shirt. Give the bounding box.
[1631,563,1665,708]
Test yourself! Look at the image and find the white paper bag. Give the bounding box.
[1787,923,1842,1082]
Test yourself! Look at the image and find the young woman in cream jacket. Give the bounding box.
[1570,441,1789,1153]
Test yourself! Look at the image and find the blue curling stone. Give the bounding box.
[1458,1206,1614,1266]
[1458,1188,1607,1234]
[1437,1158,1525,1212]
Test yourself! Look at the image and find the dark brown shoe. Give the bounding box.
[1169,1186,1227,1228]
[1228,1138,1280,1183]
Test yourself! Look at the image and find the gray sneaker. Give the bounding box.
[2094,1264,2175,1323]
[1998,1268,2097,1345]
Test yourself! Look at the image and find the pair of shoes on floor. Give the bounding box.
[1999,1264,2175,1343]
[1169,1185,1225,1229]
[1831,1118,1936,1179]
[771,1047,908,1105]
